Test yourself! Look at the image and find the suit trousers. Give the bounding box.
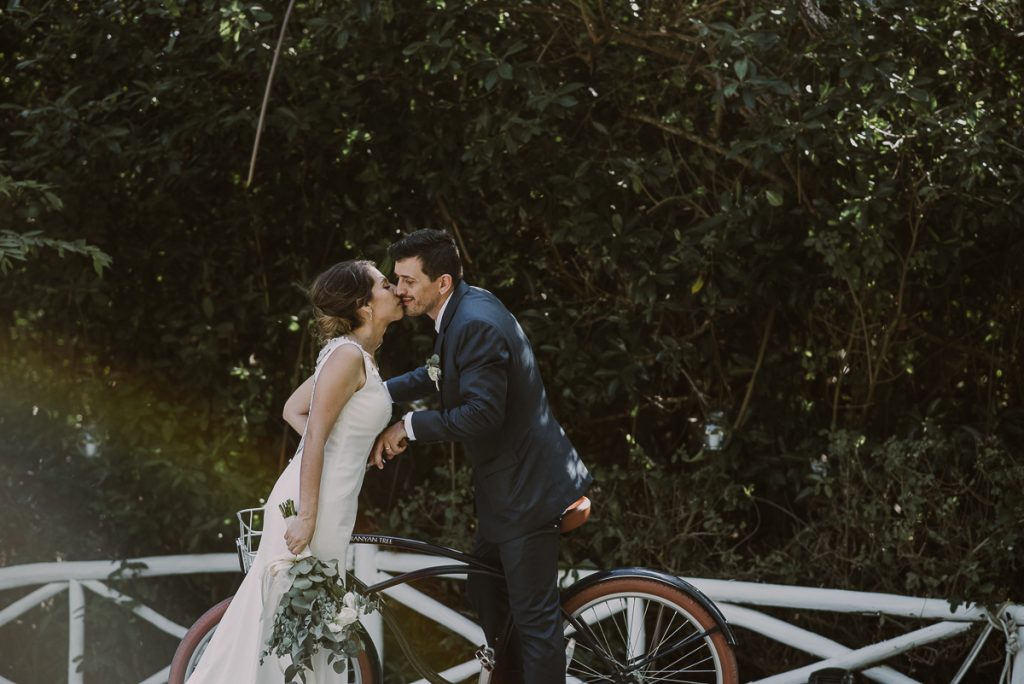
[467,520,564,684]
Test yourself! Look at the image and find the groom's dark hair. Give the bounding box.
[389,229,463,284]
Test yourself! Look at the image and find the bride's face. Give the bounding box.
[366,267,404,323]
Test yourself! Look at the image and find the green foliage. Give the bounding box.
[1,0,1022,678]
[791,428,1024,608]
[0,229,111,276]
[262,556,376,682]
[0,176,111,274]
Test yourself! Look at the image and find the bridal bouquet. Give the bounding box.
[261,500,379,682]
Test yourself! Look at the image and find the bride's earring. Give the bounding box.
[368,307,374,322]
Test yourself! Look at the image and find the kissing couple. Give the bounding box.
[186,228,592,684]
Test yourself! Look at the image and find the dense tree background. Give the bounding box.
[1,0,1022,680]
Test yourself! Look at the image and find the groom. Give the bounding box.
[374,229,592,683]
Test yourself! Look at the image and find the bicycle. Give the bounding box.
[169,497,738,683]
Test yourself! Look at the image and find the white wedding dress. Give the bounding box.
[187,337,391,683]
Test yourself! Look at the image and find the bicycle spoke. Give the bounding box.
[655,645,715,675]
[563,584,731,683]
[633,673,716,684]
[627,596,646,664]
[597,598,631,667]
[654,638,716,676]
[604,597,632,663]
[629,622,713,671]
[568,609,628,668]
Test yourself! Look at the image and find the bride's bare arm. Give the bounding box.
[282,375,314,435]
[284,345,366,555]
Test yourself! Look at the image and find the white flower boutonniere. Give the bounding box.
[425,353,442,391]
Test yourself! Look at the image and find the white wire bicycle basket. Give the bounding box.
[235,507,264,573]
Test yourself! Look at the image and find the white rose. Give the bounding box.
[326,619,345,634]
[343,592,359,610]
[336,606,359,627]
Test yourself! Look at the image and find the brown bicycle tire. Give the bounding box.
[560,576,738,683]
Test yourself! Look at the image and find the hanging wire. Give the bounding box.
[245,0,298,188]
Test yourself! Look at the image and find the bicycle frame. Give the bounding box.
[345,534,737,684]
[348,533,502,684]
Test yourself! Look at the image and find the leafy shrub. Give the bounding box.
[1,0,1021,678]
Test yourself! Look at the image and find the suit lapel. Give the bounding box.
[432,326,445,356]
[432,281,469,357]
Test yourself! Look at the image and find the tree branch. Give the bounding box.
[733,306,776,431]
[628,113,788,187]
[435,195,473,265]
[246,0,298,188]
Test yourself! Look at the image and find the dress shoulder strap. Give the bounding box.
[315,336,363,370]
[311,336,378,392]
[293,337,372,455]
[296,338,358,443]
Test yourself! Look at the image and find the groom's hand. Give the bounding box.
[380,421,409,460]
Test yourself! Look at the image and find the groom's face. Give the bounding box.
[394,257,446,319]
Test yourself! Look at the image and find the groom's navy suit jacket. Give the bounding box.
[387,281,592,544]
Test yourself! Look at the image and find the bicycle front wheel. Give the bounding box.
[562,577,738,683]
[168,597,379,684]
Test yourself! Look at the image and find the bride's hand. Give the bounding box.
[368,434,387,470]
[284,516,315,555]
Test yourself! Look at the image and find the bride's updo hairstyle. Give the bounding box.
[309,259,376,341]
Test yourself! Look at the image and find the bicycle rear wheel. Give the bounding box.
[168,597,379,683]
[561,577,738,683]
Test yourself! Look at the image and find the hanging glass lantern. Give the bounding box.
[703,410,729,451]
[78,424,102,460]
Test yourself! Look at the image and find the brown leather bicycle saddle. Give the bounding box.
[559,496,592,533]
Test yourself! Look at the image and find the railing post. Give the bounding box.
[353,544,384,662]
[68,579,85,684]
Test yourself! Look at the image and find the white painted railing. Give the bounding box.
[0,555,238,684]
[1,548,1020,683]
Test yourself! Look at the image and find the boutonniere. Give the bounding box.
[424,353,442,390]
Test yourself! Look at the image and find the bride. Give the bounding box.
[187,259,403,683]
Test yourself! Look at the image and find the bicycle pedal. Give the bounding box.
[474,645,496,671]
